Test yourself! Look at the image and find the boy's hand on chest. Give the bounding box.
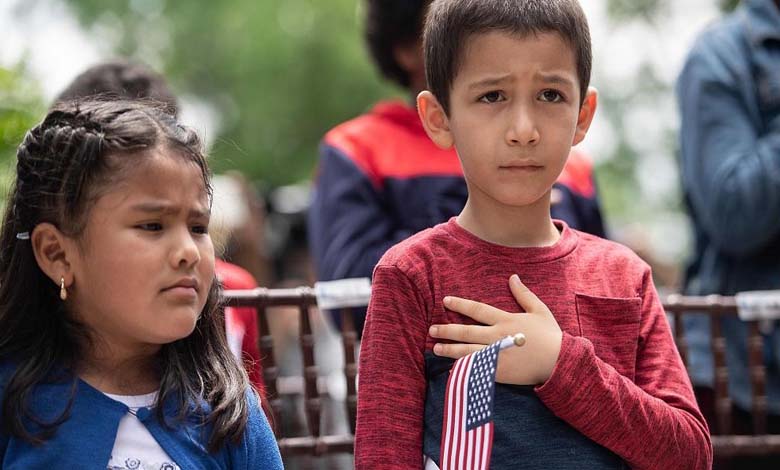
[429,274,563,385]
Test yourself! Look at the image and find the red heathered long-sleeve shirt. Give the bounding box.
[355,218,711,470]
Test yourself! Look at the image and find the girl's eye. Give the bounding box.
[191,224,209,235]
[138,223,163,231]
[478,91,504,104]
[539,90,564,103]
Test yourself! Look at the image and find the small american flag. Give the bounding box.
[439,335,522,470]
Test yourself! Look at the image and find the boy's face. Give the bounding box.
[419,30,596,210]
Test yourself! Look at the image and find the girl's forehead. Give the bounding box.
[99,151,210,210]
[128,149,205,185]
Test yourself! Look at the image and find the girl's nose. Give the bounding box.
[172,230,200,269]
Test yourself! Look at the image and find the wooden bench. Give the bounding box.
[666,294,780,460]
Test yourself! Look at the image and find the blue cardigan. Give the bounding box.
[0,363,283,469]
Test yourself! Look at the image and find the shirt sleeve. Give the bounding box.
[218,263,265,395]
[535,269,712,470]
[553,181,607,239]
[577,177,607,239]
[307,143,414,283]
[240,391,284,469]
[308,143,418,335]
[677,45,780,257]
[553,148,607,238]
[355,265,430,469]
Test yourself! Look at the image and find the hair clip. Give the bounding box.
[16,232,30,240]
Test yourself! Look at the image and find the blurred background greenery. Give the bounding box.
[0,0,742,287]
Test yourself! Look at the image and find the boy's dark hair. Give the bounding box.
[0,100,249,452]
[424,0,592,114]
[364,0,432,88]
[54,60,179,116]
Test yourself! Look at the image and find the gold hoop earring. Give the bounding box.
[60,277,67,301]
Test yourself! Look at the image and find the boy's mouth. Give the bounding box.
[499,164,543,172]
[499,158,543,171]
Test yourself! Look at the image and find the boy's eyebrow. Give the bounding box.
[130,202,211,218]
[467,73,576,90]
[536,72,576,88]
[467,74,513,90]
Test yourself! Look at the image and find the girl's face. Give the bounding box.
[68,150,215,355]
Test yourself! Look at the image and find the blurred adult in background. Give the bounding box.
[677,0,780,467]
[308,0,606,338]
[55,59,178,116]
[53,59,267,394]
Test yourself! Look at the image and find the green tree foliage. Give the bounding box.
[58,0,400,186]
[0,62,45,203]
[606,0,668,23]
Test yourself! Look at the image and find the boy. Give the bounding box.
[307,0,605,338]
[354,1,712,469]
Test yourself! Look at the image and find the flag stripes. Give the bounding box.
[439,340,502,470]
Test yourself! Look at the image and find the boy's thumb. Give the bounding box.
[509,274,545,313]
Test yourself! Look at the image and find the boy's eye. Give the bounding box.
[137,223,163,231]
[478,91,504,104]
[539,90,564,103]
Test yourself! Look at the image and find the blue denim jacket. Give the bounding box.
[677,0,780,413]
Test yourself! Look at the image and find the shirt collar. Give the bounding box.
[743,0,780,45]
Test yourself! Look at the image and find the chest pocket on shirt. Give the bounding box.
[575,293,642,382]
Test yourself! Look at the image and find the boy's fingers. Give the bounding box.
[432,342,484,359]
[509,274,548,314]
[443,296,502,324]
[429,323,494,344]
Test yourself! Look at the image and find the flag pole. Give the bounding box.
[497,333,526,350]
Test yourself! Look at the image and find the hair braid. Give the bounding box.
[13,108,110,237]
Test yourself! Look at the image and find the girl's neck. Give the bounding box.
[457,191,560,248]
[79,343,161,395]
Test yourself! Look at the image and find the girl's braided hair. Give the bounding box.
[0,99,251,451]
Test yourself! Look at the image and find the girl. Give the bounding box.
[0,100,283,469]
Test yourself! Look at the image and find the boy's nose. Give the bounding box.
[505,105,540,146]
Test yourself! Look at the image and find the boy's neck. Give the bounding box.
[457,193,560,248]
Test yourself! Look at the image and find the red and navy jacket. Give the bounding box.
[307,101,605,334]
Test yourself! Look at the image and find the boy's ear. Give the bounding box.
[417,91,454,149]
[31,223,76,287]
[572,87,598,146]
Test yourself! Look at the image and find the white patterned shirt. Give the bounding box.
[104,391,180,470]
